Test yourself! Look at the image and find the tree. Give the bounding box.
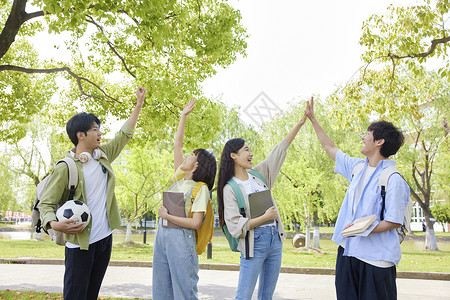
[0,0,247,142]
[329,1,450,251]
[0,158,16,214]
[329,70,449,250]
[431,201,450,232]
[0,115,70,213]
[360,1,449,82]
[115,144,172,243]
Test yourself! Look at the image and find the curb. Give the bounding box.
[1,258,449,281]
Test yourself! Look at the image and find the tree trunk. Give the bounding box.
[312,210,320,248]
[424,208,439,250]
[125,222,132,243]
[425,228,439,250]
[312,226,320,248]
[305,223,310,249]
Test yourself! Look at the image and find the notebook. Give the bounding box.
[341,214,377,237]
[248,190,274,226]
[162,191,185,228]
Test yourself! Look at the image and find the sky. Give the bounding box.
[29,0,419,129]
[201,0,417,126]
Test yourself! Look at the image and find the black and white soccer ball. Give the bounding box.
[56,200,91,229]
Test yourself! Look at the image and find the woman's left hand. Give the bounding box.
[299,111,307,126]
[158,206,169,219]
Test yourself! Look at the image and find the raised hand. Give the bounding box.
[182,98,196,117]
[136,86,147,107]
[305,96,315,120]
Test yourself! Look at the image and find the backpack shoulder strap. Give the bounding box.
[57,157,78,201]
[190,182,208,203]
[351,162,365,179]
[378,165,399,220]
[227,178,250,259]
[59,157,78,189]
[188,181,209,218]
[248,169,267,186]
[378,165,399,192]
[173,173,185,183]
[227,179,246,211]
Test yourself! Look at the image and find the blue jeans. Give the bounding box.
[235,225,283,300]
[152,218,199,300]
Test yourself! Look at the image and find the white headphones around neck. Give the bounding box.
[72,149,103,163]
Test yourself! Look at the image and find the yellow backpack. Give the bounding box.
[173,174,214,255]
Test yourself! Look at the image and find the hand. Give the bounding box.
[305,96,316,120]
[299,111,307,126]
[158,206,169,219]
[263,206,278,221]
[136,86,147,107]
[50,219,85,234]
[181,98,196,117]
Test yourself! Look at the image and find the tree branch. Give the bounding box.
[0,64,121,103]
[388,36,450,60]
[85,15,136,78]
[23,10,45,22]
[116,9,155,47]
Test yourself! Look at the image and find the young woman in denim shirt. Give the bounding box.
[217,111,306,300]
[152,99,217,300]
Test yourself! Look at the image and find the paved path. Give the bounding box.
[1,264,449,299]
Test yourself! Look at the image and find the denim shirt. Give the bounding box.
[332,150,410,266]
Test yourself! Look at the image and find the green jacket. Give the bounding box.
[39,122,133,250]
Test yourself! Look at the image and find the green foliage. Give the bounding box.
[360,2,449,79]
[1,0,248,143]
[431,201,450,224]
[250,99,360,228]
[0,159,15,212]
[115,143,173,223]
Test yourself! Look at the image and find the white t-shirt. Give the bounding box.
[66,156,111,248]
[353,166,376,215]
[169,167,209,215]
[232,174,276,227]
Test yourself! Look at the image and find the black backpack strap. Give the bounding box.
[380,186,386,221]
[378,165,398,221]
[240,207,250,260]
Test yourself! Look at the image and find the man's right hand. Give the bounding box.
[306,96,316,121]
[50,219,85,234]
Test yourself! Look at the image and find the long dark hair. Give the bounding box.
[217,138,246,227]
[192,149,217,190]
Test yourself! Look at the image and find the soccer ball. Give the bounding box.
[56,200,91,229]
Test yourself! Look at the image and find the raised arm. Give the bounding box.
[306,97,338,161]
[283,111,307,145]
[126,86,147,130]
[174,98,196,171]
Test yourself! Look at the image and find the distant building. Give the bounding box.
[410,200,449,232]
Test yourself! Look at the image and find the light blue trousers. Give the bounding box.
[235,225,283,300]
[152,219,199,300]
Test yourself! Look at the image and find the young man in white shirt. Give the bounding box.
[39,87,147,300]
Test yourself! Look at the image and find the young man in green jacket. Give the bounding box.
[38,87,147,300]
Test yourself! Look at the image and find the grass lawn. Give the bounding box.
[1,234,449,273]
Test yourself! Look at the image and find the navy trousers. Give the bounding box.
[64,234,112,300]
[335,246,397,300]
